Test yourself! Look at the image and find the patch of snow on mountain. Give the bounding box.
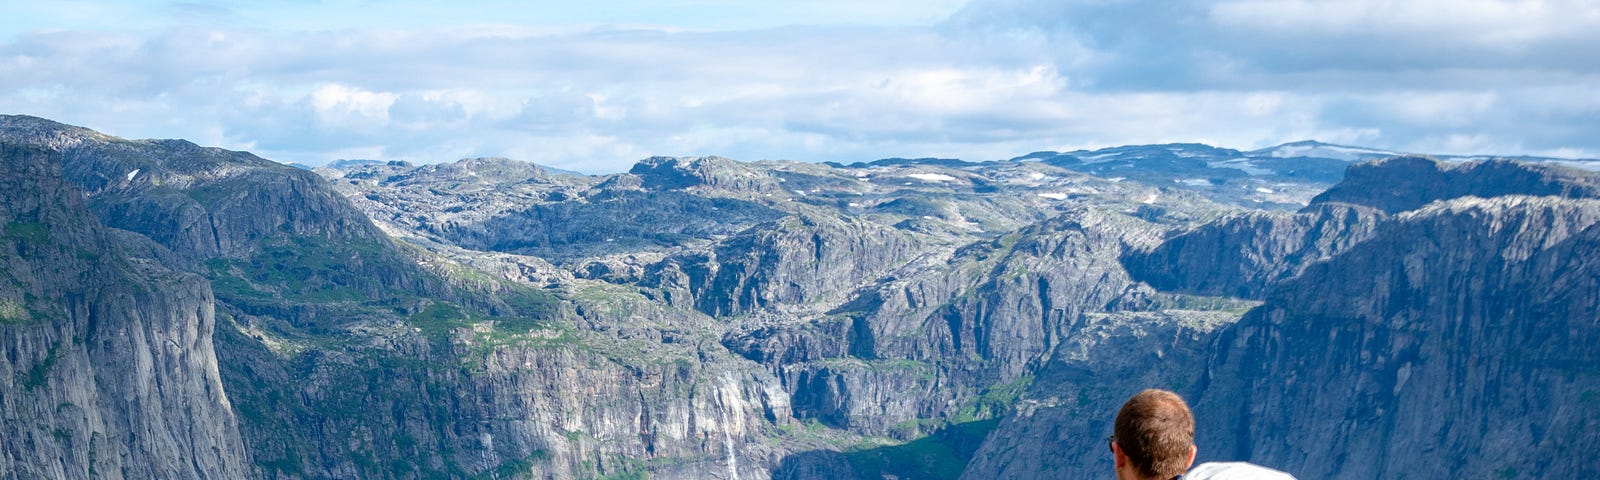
[1036,192,1068,200]
[1077,152,1118,163]
[1209,159,1272,176]
[907,173,957,182]
[1262,142,1400,161]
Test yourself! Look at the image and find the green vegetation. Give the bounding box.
[204,240,374,308]
[183,184,236,207]
[21,341,62,392]
[839,375,1031,479]
[3,221,49,243]
[471,450,551,479]
[409,301,471,338]
[951,375,1033,424]
[579,457,648,480]
[844,418,1002,480]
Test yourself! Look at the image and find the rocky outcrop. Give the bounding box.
[631,156,781,192]
[726,209,1178,441]
[0,115,385,263]
[0,143,251,479]
[1122,203,1385,298]
[650,213,923,317]
[1309,156,1600,213]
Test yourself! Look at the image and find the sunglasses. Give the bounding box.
[1107,435,1116,453]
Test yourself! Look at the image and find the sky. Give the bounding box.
[2,0,1597,173]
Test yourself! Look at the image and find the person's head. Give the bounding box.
[1111,389,1197,480]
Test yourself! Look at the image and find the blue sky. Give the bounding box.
[3,0,1597,172]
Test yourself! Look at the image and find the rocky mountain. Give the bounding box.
[0,142,251,479]
[3,113,1598,479]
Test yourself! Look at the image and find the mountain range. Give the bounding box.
[1,114,1596,479]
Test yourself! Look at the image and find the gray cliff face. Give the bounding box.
[0,143,251,479]
[726,209,1206,441]
[958,310,1238,479]
[650,213,923,317]
[1193,195,1600,479]
[1122,203,1386,298]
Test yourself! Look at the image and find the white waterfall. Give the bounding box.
[718,405,740,480]
[716,376,742,480]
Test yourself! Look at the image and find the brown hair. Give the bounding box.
[1114,389,1195,479]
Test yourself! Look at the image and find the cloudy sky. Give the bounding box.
[3,0,1597,172]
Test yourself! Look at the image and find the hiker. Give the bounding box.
[1110,389,1296,480]
[1109,389,1197,480]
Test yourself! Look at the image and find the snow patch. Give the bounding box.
[906,173,958,182]
[1036,192,1068,200]
[1027,172,1046,180]
[1078,152,1118,163]
[125,169,140,181]
[1141,193,1159,204]
[1209,159,1272,176]
[1255,187,1276,194]
[1264,143,1399,161]
[1178,178,1211,186]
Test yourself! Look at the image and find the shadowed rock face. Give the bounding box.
[0,143,252,479]
[1193,195,1600,479]
[1121,203,1386,299]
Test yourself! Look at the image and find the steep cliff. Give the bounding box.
[1192,194,1600,479]
[1122,203,1385,298]
[0,143,251,479]
[967,158,1600,479]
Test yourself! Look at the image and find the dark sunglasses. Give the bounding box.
[1107,435,1116,453]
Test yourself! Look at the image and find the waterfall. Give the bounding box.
[718,405,740,480]
[716,376,742,480]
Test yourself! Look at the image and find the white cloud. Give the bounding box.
[0,1,1596,172]
[310,84,398,127]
